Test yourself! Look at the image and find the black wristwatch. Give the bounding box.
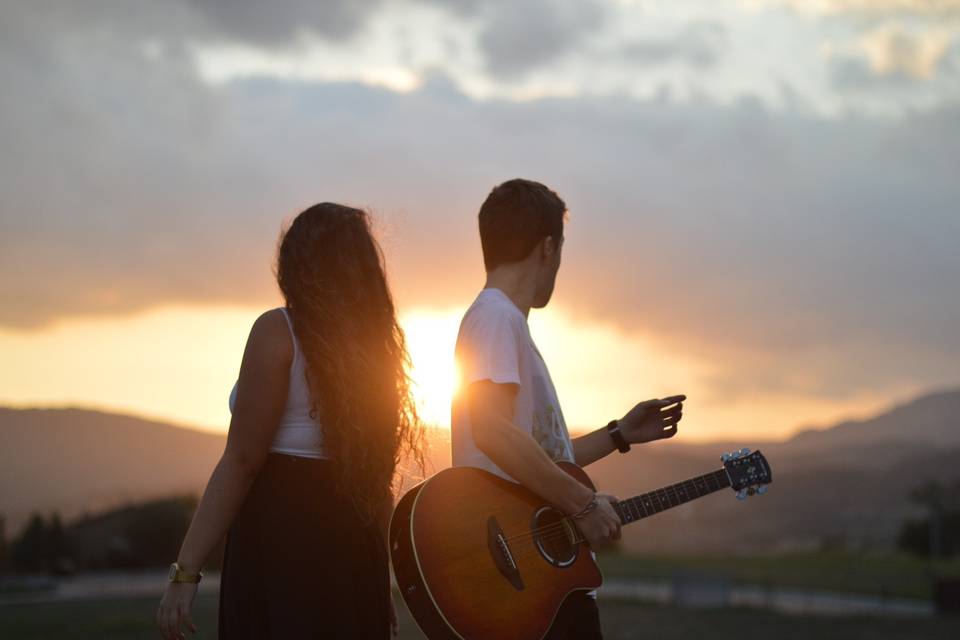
[606,420,630,454]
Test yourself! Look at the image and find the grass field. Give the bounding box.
[2,593,960,640]
[3,551,959,638]
[597,550,960,600]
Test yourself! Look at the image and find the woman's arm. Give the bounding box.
[174,309,293,571]
[157,309,292,639]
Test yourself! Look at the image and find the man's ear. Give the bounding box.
[541,235,558,258]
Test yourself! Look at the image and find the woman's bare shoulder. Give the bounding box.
[245,308,294,366]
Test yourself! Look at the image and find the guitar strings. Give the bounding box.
[501,478,708,544]
[499,488,673,547]
[492,474,752,566]
[504,472,734,552]
[500,480,703,547]
[495,482,713,565]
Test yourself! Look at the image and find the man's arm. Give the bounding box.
[468,380,622,546]
[572,395,686,467]
[571,427,619,468]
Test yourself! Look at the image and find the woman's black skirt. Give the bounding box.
[218,453,390,639]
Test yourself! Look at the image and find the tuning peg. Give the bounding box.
[739,447,751,456]
[736,489,748,500]
[757,486,768,495]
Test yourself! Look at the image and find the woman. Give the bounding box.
[157,203,422,639]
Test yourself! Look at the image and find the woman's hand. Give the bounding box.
[618,395,686,444]
[156,581,198,640]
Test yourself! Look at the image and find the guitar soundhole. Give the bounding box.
[532,507,578,568]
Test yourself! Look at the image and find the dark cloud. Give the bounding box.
[417,0,610,78]
[0,1,276,324]
[475,0,608,78]
[186,0,384,44]
[620,20,726,68]
[1,1,958,403]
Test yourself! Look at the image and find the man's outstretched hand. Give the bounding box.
[618,395,686,444]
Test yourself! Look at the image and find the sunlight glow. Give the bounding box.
[193,44,421,93]
[0,306,255,432]
[400,309,462,428]
[0,305,904,441]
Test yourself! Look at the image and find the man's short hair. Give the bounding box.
[478,178,567,271]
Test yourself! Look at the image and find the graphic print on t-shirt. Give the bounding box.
[451,288,576,478]
[531,374,572,462]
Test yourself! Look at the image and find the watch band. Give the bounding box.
[606,420,631,454]
[169,562,203,584]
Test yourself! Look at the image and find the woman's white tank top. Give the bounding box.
[228,307,327,459]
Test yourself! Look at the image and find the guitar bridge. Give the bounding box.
[487,516,524,591]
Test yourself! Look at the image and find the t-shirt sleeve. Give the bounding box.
[457,307,523,387]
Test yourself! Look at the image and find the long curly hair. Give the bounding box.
[276,203,423,522]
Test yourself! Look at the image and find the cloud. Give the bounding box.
[859,24,953,78]
[825,24,958,101]
[0,2,276,325]
[186,0,385,45]
[185,0,612,80]
[753,0,960,16]
[620,20,727,68]
[1,1,959,404]
[474,0,608,78]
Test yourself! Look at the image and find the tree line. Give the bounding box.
[0,479,957,575]
[0,496,224,574]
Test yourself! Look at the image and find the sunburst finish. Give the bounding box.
[391,463,600,640]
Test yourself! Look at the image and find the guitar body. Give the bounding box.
[391,449,773,639]
[390,462,601,640]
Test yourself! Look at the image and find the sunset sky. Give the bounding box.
[1,1,958,441]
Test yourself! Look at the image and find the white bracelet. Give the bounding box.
[570,494,599,520]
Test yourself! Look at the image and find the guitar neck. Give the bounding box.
[611,468,731,525]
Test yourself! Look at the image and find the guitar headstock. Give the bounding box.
[722,448,772,500]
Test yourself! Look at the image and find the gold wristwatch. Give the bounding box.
[168,562,203,584]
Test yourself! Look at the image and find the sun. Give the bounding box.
[401,309,462,428]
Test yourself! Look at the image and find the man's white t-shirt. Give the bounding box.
[451,288,575,478]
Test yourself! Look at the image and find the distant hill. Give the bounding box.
[0,408,224,535]
[781,389,960,468]
[586,389,960,552]
[0,407,451,536]
[2,389,959,553]
[644,388,960,472]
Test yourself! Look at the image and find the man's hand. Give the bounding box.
[574,494,622,548]
[618,395,686,444]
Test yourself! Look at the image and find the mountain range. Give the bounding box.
[2,389,958,553]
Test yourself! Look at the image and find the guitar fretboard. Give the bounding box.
[612,469,731,525]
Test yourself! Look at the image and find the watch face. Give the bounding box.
[168,563,178,580]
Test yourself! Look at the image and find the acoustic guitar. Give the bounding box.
[390,448,772,639]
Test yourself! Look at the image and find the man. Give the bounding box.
[451,178,686,639]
